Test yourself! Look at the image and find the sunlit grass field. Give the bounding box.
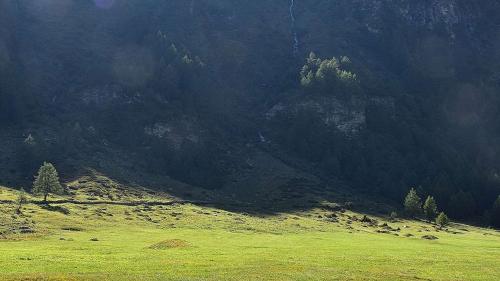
[1,179,499,281]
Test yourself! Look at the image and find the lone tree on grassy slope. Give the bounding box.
[404,188,422,217]
[32,162,63,202]
[423,196,438,221]
[436,212,450,227]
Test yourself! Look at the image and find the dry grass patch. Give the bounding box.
[148,239,191,250]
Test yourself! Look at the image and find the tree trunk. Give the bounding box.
[44,193,48,202]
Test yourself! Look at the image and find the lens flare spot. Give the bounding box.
[94,0,114,9]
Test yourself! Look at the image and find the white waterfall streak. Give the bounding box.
[290,0,299,56]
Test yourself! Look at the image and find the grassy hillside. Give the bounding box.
[1,175,499,280]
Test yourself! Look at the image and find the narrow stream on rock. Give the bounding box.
[190,0,195,15]
[290,0,299,56]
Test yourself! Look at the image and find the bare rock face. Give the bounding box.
[352,0,481,35]
[266,97,365,135]
[266,95,394,136]
[144,120,201,150]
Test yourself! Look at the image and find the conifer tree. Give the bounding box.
[404,188,422,217]
[436,212,450,227]
[423,196,438,221]
[33,162,63,202]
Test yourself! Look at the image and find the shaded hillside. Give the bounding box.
[1,0,500,222]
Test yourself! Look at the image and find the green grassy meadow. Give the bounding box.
[1,176,499,281]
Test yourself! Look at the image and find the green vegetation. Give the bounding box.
[390,211,398,221]
[32,162,63,202]
[404,188,422,217]
[15,188,27,214]
[436,212,450,227]
[300,52,359,96]
[1,177,499,281]
[1,2,500,227]
[423,196,438,221]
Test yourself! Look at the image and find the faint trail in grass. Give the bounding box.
[0,199,204,207]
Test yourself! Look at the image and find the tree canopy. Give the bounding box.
[300,52,359,96]
[436,212,450,227]
[423,196,438,221]
[33,162,63,202]
[404,188,422,217]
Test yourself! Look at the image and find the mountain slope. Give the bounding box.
[0,0,500,221]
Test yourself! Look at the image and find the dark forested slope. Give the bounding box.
[1,0,500,222]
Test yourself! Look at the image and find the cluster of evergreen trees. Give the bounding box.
[403,188,449,226]
[300,52,360,97]
[404,188,500,227]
